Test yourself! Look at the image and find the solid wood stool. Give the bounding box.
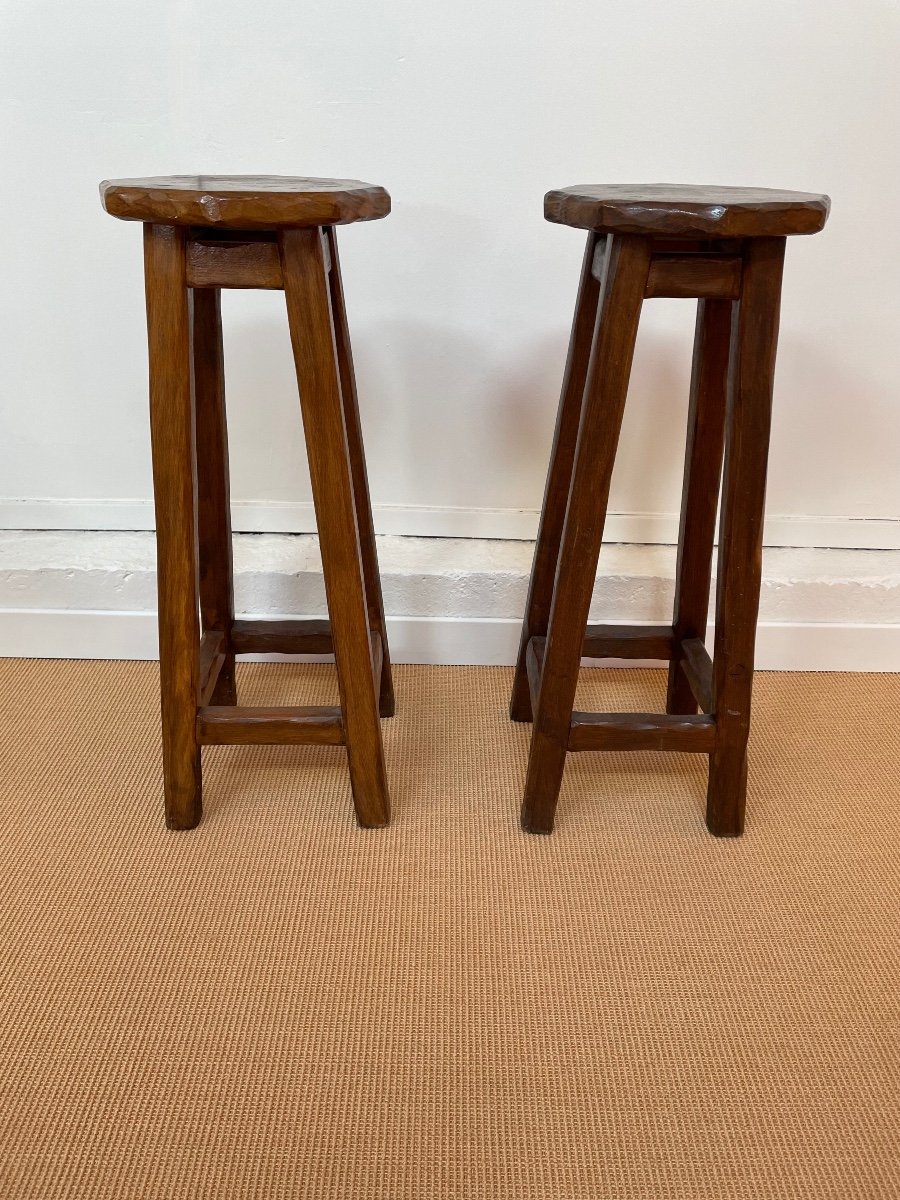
[101,175,395,830]
[510,185,829,837]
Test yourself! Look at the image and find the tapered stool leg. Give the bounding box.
[281,227,390,828]
[143,224,202,829]
[510,232,603,721]
[325,227,395,719]
[193,287,237,706]
[707,237,786,836]
[666,298,732,714]
[522,234,652,833]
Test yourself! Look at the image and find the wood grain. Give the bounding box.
[583,624,674,661]
[281,227,390,828]
[101,176,390,230]
[679,637,714,716]
[515,185,826,836]
[325,227,395,718]
[666,298,732,714]
[545,184,829,238]
[143,223,202,830]
[645,254,742,299]
[193,287,236,706]
[231,619,334,656]
[198,630,226,707]
[525,636,544,715]
[197,706,345,746]
[509,232,603,721]
[707,237,787,836]
[187,240,283,289]
[521,234,652,834]
[568,712,716,753]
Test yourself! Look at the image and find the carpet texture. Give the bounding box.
[0,660,898,1199]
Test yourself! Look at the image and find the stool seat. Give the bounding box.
[545,184,829,238]
[100,175,391,230]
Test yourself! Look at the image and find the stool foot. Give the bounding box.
[164,766,203,831]
[521,734,566,834]
[509,679,533,723]
[706,747,747,837]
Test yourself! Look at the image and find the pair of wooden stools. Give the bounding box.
[101,176,829,836]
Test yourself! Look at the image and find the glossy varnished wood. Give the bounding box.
[325,227,395,718]
[513,185,828,836]
[707,237,786,836]
[525,636,544,715]
[679,637,714,716]
[521,234,652,833]
[582,624,674,660]
[568,712,716,753]
[198,630,226,707]
[186,239,283,289]
[101,176,391,230]
[108,178,394,829]
[197,706,345,746]
[545,185,829,239]
[645,254,742,300]
[510,232,603,721]
[281,227,390,828]
[193,287,236,706]
[666,298,732,714]
[143,223,202,830]
[231,618,333,656]
[527,634,716,753]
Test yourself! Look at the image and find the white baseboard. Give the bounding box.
[3,609,900,671]
[1,497,899,550]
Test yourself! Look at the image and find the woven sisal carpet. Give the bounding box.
[1,660,898,1198]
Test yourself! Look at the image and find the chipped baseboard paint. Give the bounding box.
[1,531,899,669]
[1,498,899,550]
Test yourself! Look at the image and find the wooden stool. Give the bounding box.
[101,175,395,830]
[510,185,829,836]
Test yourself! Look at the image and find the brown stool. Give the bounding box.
[510,184,829,837]
[101,175,395,830]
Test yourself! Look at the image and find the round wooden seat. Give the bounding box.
[545,184,829,238]
[100,175,390,230]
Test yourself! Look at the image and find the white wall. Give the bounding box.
[1,0,899,548]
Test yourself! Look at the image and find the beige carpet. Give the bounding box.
[1,660,898,1199]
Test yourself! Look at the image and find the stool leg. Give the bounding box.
[708,237,786,836]
[666,299,732,714]
[325,227,395,718]
[143,224,202,830]
[522,235,652,833]
[510,232,603,721]
[193,287,236,706]
[280,227,390,828]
